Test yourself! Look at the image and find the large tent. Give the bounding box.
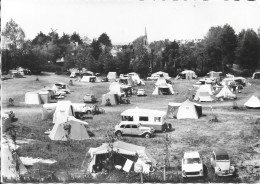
[49,116,90,141]
[176,70,197,79]
[155,77,167,86]
[81,76,96,82]
[194,85,214,102]
[244,95,260,108]
[52,101,74,124]
[176,99,202,119]
[152,84,174,95]
[2,139,28,181]
[107,72,117,81]
[109,82,125,96]
[101,92,120,105]
[87,141,156,174]
[252,72,260,79]
[216,85,236,99]
[119,76,134,86]
[24,91,42,104]
[151,71,171,79]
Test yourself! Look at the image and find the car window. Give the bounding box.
[120,125,125,128]
[132,125,138,128]
[216,154,229,160]
[184,158,201,164]
[125,125,131,128]
[154,117,161,122]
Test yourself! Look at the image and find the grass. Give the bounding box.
[2,73,260,182]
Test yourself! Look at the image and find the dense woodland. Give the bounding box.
[2,19,260,78]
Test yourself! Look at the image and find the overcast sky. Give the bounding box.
[2,0,260,45]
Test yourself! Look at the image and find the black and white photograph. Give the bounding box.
[1,0,260,183]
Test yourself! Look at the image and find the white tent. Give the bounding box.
[252,72,260,79]
[49,116,90,141]
[244,96,260,108]
[152,84,174,95]
[176,99,202,119]
[177,70,197,79]
[194,85,214,102]
[216,85,236,99]
[25,91,42,104]
[109,82,125,96]
[155,77,167,86]
[81,76,96,82]
[87,141,156,174]
[207,71,222,79]
[53,101,74,124]
[152,71,171,79]
[128,72,145,85]
[107,72,117,81]
[1,139,27,181]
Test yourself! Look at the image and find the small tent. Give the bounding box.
[49,116,90,141]
[2,139,28,181]
[244,95,260,108]
[86,141,156,174]
[216,85,236,99]
[101,92,120,105]
[252,72,260,79]
[42,103,58,120]
[52,101,74,124]
[119,76,134,86]
[81,76,96,82]
[176,99,202,119]
[25,91,42,104]
[152,84,174,95]
[194,85,214,102]
[109,82,125,96]
[107,72,117,81]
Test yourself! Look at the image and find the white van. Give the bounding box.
[120,107,171,132]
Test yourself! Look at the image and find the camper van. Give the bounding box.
[120,108,171,132]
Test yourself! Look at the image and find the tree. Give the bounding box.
[235,29,260,71]
[31,32,51,46]
[90,39,102,60]
[70,32,83,44]
[98,33,112,47]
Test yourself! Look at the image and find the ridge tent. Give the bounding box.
[2,140,28,181]
[176,99,202,119]
[25,91,42,104]
[101,92,120,105]
[252,72,260,79]
[244,95,260,108]
[107,72,117,81]
[53,101,74,124]
[86,141,156,174]
[81,76,96,82]
[194,85,214,102]
[49,116,90,141]
[152,84,174,95]
[216,85,236,99]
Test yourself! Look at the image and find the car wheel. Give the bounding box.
[167,124,172,131]
[144,133,151,138]
[86,110,91,114]
[115,131,122,137]
[78,113,84,119]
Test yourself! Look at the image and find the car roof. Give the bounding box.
[184,151,200,158]
[214,149,228,156]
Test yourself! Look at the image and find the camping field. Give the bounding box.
[2,72,260,183]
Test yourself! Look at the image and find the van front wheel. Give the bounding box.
[144,133,151,138]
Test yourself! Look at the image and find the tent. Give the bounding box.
[152,84,174,95]
[221,77,246,86]
[53,82,71,93]
[86,141,156,174]
[107,72,117,81]
[2,139,28,181]
[176,99,202,119]
[167,102,182,119]
[101,92,120,105]
[81,76,96,82]
[194,85,214,102]
[176,70,197,79]
[155,77,167,86]
[252,72,260,79]
[244,95,260,108]
[52,101,74,124]
[42,103,58,120]
[207,71,222,80]
[119,76,134,86]
[25,91,42,104]
[151,71,171,79]
[109,82,125,96]
[49,116,90,141]
[216,85,236,99]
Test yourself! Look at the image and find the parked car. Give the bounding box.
[137,89,146,96]
[182,151,204,178]
[114,122,154,138]
[101,77,109,82]
[83,94,97,103]
[210,150,235,176]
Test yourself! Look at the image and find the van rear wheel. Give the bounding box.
[144,133,151,138]
[115,131,122,137]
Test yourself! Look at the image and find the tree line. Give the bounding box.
[2,19,260,77]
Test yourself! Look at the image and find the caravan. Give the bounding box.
[120,108,171,132]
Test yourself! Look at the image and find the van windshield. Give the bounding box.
[184,158,201,164]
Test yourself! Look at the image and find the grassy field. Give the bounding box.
[2,73,260,183]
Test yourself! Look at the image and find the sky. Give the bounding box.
[2,0,260,45]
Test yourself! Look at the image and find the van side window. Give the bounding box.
[122,116,133,121]
[120,125,125,128]
[139,116,148,121]
[154,117,161,122]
